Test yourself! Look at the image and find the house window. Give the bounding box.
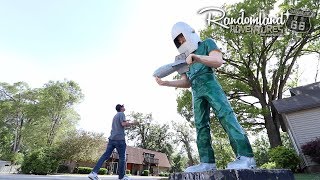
[143,153,155,158]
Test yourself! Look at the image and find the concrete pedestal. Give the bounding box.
[169,169,294,180]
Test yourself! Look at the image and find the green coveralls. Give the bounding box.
[186,38,253,163]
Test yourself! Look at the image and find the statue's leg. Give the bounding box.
[205,76,253,157]
[193,96,215,163]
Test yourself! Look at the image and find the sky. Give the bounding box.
[1,0,319,138]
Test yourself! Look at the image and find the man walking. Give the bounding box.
[88,104,138,180]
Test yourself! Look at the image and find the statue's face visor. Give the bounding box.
[174,33,185,48]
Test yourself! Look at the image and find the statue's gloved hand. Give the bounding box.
[186,54,201,65]
[186,54,195,65]
[155,77,168,86]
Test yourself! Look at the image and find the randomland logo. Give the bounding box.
[198,7,315,36]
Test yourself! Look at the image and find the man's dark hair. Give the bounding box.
[115,104,123,112]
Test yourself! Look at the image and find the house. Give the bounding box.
[0,160,10,173]
[76,145,171,176]
[0,160,19,174]
[105,146,171,175]
[272,82,320,172]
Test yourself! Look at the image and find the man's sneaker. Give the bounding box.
[185,163,217,173]
[226,156,256,169]
[88,172,100,180]
[119,175,130,180]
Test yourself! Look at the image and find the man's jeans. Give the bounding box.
[92,140,126,179]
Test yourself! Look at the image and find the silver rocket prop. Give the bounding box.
[153,53,189,78]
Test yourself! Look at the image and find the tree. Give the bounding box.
[176,90,193,122]
[126,112,174,158]
[38,80,84,146]
[0,80,83,158]
[212,138,233,169]
[56,130,106,163]
[0,112,14,159]
[170,153,188,173]
[252,135,271,166]
[126,112,152,148]
[145,124,174,156]
[0,82,35,153]
[198,0,320,147]
[171,120,197,166]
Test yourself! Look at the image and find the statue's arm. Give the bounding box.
[155,74,191,88]
[187,50,225,68]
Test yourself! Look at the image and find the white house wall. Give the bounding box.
[286,107,320,167]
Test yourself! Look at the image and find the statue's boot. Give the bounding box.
[226,156,256,169]
[185,163,217,173]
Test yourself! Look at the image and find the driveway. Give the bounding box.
[0,174,168,180]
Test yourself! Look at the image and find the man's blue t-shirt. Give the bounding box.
[108,112,126,140]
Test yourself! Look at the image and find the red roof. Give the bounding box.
[126,146,171,168]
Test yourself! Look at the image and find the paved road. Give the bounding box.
[0,174,168,180]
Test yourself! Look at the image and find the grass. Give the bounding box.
[294,173,320,180]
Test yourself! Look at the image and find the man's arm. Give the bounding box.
[121,120,139,127]
[187,50,225,68]
[155,74,191,88]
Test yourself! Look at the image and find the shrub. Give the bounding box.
[11,152,24,165]
[252,132,295,167]
[142,170,149,176]
[77,167,92,174]
[252,135,271,166]
[21,147,60,175]
[159,172,170,177]
[260,162,276,169]
[126,169,130,174]
[269,146,300,171]
[301,137,320,164]
[98,168,107,175]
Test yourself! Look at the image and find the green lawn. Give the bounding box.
[294,173,320,180]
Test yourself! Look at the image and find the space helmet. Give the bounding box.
[171,22,201,56]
